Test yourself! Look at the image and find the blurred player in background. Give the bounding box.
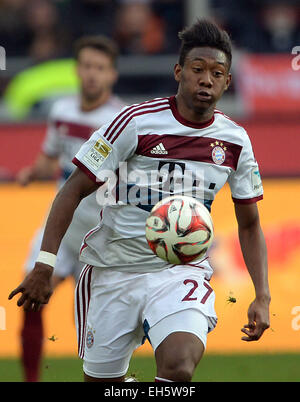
[16,35,124,382]
[10,19,271,382]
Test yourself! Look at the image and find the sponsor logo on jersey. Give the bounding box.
[96,161,205,208]
[210,141,226,165]
[150,143,168,155]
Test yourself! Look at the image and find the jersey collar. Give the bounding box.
[169,95,215,129]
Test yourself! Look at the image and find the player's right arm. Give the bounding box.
[16,102,62,185]
[16,152,60,185]
[8,168,100,311]
[10,106,138,311]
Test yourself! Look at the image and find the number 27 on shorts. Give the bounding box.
[181,279,213,304]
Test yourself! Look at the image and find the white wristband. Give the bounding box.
[36,251,57,268]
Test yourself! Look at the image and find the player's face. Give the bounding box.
[76,48,118,101]
[174,47,231,114]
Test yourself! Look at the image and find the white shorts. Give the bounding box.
[75,264,217,379]
[25,228,84,283]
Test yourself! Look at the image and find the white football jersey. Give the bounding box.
[42,94,125,254]
[73,96,263,278]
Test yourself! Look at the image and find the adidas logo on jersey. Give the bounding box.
[150,143,168,155]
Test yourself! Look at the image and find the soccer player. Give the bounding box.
[15,35,124,382]
[10,19,271,382]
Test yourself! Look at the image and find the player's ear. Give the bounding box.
[174,63,182,83]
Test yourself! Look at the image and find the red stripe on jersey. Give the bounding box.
[75,282,82,355]
[79,267,88,358]
[84,267,93,356]
[79,243,88,256]
[77,265,93,359]
[80,211,103,255]
[110,106,170,144]
[54,120,96,140]
[76,264,89,357]
[232,195,263,204]
[80,227,98,255]
[136,134,242,170]
[103,98,169,142]
[72,157,105,185]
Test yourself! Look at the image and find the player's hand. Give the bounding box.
[8,263,54,311]
[241,297,270,342]
[16,166,34,186]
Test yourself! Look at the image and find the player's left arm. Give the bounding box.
[8,168,100,311]
[234,202,271,342]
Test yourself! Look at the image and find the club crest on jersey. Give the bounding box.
[86,328,95,349]
[210,141,226,165]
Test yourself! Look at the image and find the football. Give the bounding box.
[145,195,214,265]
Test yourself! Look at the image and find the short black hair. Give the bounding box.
[73,35,119,66]
[178,19,232,69]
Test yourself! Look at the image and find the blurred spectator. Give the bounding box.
[259,2,300,53]
[113,0,166,54]
[61,0,118,43]
[0,0,185,59]
[114,0,165,54]
[151,0,184,53]
[24,0,69,62]
[211,0,300,53]
[0,0,31,56]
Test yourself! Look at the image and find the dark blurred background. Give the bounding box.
[0,0,300,178]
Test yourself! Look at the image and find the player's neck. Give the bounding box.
[80,91,111,112]
[175,94,215,124]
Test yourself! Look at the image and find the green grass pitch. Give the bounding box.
[0,353,300,382]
